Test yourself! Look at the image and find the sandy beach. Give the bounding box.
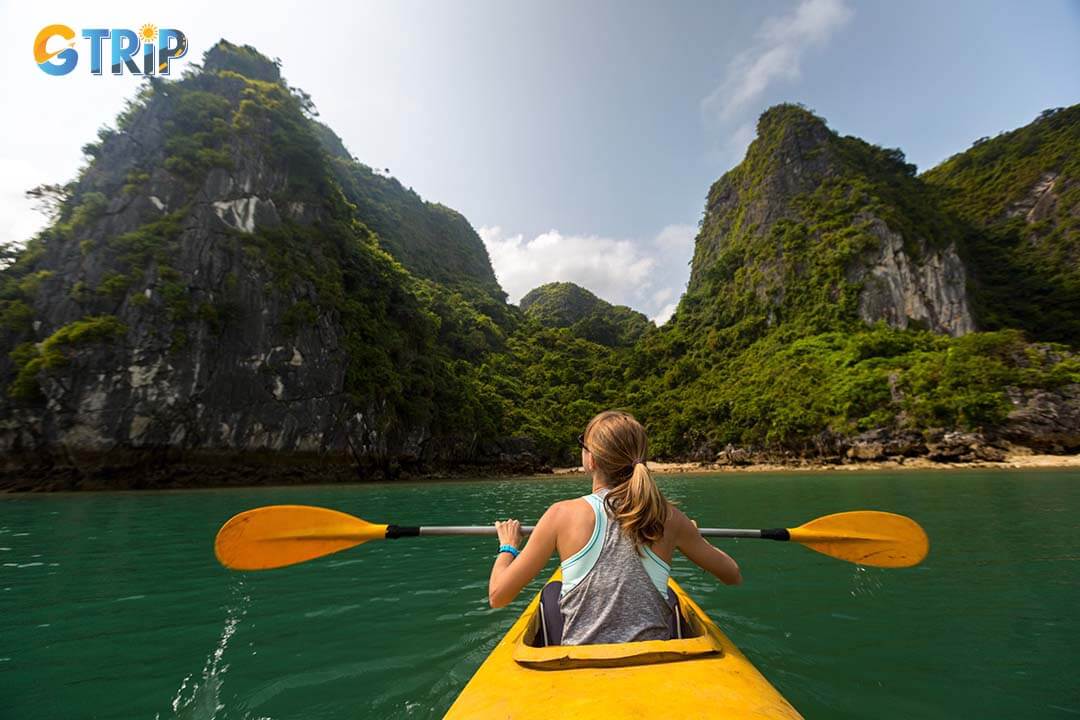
[552,451,1080,475]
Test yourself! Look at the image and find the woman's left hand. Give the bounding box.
[494,519,523,549]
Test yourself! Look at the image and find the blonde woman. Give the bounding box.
[488,410,741,645]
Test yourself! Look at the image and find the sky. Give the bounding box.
[2,1,1078,324]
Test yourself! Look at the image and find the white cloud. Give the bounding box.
[653,302,679,326]
[654,223,697,252]
[478,222,697,326]
[652,287,675,306]
[703,0,853,123]
[479,226,653,304]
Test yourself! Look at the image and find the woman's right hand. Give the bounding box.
[494,519,523,549]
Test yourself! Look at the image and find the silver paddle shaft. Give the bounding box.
[418,526,768,538]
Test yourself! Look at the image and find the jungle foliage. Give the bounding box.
[1,43,1076,467]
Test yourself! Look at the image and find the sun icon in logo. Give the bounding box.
[139,24,158,43]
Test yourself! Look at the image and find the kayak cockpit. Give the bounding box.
[514,581,722,670]
[531,580,697,646]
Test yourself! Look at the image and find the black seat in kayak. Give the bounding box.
[535,581,691,647]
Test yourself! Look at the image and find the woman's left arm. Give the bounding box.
[488,503,561,608]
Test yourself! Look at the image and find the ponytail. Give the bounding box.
[604,462,667,550]
[582,410,668,550]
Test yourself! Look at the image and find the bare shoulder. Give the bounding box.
[539,498,582,525]
[547,498,580,514]
[664,504,695,538]
[665,503,691,524]
[534,499,593,545]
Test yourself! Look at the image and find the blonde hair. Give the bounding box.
[583,410,667,549]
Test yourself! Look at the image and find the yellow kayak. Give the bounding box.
[445,572,803,718]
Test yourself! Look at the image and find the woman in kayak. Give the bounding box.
[488,409,741,645]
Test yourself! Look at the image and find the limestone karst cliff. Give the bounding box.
[683,104,974,339]
[632,104,1077,460]
[922,105,1080,344]
[0,41,519,484]
[0,44,1076,487]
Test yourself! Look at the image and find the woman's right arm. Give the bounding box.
[673,508,742,585]
[487,503,562,608]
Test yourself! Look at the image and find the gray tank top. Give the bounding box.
[558,493,673,645]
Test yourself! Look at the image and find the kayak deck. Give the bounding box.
[445,573,802,718]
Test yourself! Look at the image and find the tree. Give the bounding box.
[25,183,72,223]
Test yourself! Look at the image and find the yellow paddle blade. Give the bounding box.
[214,504,388,571]
[787,511,929,568]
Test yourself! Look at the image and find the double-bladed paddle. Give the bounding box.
[214,505,929,571]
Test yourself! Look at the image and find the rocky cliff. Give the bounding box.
[0,41,516,486]
[922,105,1080,344]
[683,104,974,339]
[629,104,1078,460]
[1,48,1076,488]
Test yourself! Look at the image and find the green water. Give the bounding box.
[2,470,1079,719]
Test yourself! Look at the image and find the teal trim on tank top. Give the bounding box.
[559,491,670,597]
[559,493,606,593]
[641,544,671,594]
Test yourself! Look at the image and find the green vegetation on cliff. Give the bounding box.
[9,316,127,400]
[315,122,508,318]
[519,282,651,347]
[1,44,1076,474]
[624,325,1078,457]
[477,326,628,459]
[682,104,966,345]
[922,105,1080,343]
[496,105,1080,462]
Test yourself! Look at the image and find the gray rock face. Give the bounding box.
[999,384,1080,452]
[845,428,927,460]
[853,219,975,336]
[714,444,753,466]
[842,428,1008,463]
[690,109,836,289]
[2,149,375,465]
[925,431,1006,462]
[1007,172,1059,224]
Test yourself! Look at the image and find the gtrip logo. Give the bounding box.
[34,24,188,76]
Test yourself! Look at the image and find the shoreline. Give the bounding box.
[2,451,1077,494]
[552,451,1080,475]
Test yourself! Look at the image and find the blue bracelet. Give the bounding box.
[498,544,519,559]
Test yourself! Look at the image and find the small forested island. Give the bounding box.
[1,41,1077,490]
